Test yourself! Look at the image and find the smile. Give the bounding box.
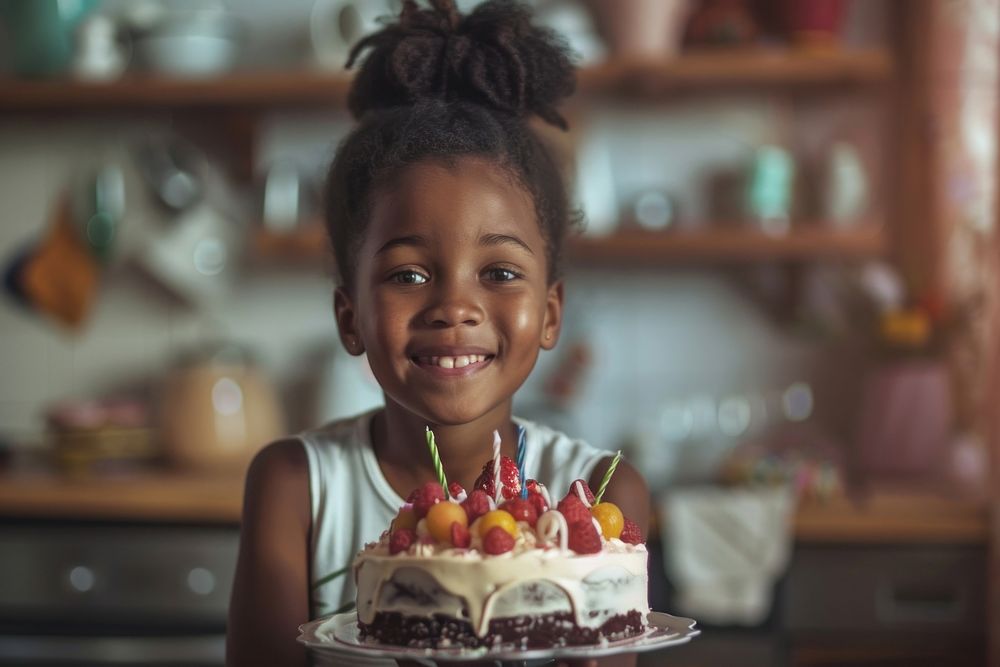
[413,354,493,369]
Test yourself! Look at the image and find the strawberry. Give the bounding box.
[450,522,471,548]
[620,518,644,545]
[557,494,591,525]
[473,456,522,501]
[461,489,492,523]
[567,520,602,555]
[448,481,467,500]
[482,526,515,555]
[527,489,549,516]
[566,479,596,505]
[389,528,416,555]
[408,481,445,519]
[500,497,539,527]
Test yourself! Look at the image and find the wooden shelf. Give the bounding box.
[252,224,886,266]
[0,49,891,112]
[569,225,887,264]
[0,470,244,524]
[579,48,892,95]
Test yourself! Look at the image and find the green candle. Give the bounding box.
[594,450,622,504]
[425,426,449,499]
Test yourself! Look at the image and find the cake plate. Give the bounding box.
[298,610,700,664]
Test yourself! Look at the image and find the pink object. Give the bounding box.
[786,0,845,46]
[855,362,953,478]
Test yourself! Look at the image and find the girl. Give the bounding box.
[226,2,650,666]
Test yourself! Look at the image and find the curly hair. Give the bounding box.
[324,0,577,289]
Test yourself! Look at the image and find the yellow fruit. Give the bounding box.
[426,501,468,543]
[391,507,417,534]
[477,509,519,539]
[590,502,624,540]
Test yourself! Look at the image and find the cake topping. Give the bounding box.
[476,509,519,539]
[556,494,591,525]
[408,481,446,519]
[461,488,492,524]
[590,502,624,540]
[426,500,468,543]
[389,528,416,555]
[570,479,596,506]
[499,497,538,527]
[620,518,644,545]
[473,454,522,501]
[450,521,471,548]
[482,525,515,555]
[567,518,602,554]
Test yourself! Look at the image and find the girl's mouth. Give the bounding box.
[411,354,495,376]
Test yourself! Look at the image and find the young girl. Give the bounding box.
[226,2,650,666]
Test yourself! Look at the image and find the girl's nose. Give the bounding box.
[422,283,485,328]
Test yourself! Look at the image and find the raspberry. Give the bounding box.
[450,522,471,548]
[408,481,445,519]
[461,489,492,523]
[567,520,602,555]
[566,479,595,505]
[527,489,549,516]
[448,481,467,500]
[473,456,522,501]
[557,494,591,525]
[500,497,538,527]
[482,526,515,555]
[389,528,416,555]
[620,518,644,545]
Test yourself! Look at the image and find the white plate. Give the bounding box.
[297,610,700,663]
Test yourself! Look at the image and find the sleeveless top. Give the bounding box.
[297,408,610,620]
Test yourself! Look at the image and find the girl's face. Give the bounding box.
[335,158,562,426]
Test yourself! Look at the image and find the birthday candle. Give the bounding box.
[492,430,502,503]
[425,426,449,499]
[594,450,622,504]
[516,425,527,499]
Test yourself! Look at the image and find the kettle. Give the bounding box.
[159,343,285,472]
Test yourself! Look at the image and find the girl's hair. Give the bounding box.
[324,0,577,289]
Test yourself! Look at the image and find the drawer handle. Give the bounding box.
[875,581,965,624]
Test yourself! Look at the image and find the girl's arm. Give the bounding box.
[226,440,312,667]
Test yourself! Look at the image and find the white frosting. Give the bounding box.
[355,547,648,637]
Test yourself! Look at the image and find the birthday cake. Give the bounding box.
[352,435,649,650]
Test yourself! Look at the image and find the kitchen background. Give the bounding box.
[0,0,997,666]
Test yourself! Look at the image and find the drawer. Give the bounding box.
[781,545,986,636]
[0,523,239,625]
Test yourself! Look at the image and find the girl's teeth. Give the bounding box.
[419,355,488,368]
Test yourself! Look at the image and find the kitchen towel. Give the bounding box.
[661,485,794,626]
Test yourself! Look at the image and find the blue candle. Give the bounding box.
[516,424,527,499]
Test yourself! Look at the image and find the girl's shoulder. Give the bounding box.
[516,417,610,488]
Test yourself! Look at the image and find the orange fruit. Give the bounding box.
[426,501,468,543]
[590,502,624,540]
[476,509,519,539]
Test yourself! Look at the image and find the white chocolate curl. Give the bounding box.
[573,480,593,508]
[537,509,569,551]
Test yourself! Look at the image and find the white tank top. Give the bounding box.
[297,408,609,620]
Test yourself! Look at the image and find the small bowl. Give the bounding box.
[136,33,238,76]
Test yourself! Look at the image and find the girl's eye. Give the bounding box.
[484,267,521,282]
[390,270,428,285]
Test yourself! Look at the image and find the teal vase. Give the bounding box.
[0,0,97,78]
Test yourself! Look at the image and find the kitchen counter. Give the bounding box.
[0,472,990,543]
[0,470,244,523]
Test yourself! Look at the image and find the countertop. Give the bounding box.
[0,470,989,543]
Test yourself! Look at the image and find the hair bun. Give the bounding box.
[346,0,576,129]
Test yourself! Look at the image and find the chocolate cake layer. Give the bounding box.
[359,610,646,649]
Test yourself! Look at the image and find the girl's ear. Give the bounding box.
[541,281,564,350]
[334,287,365,356]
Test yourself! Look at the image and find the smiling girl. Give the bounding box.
[226,2,650,666]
